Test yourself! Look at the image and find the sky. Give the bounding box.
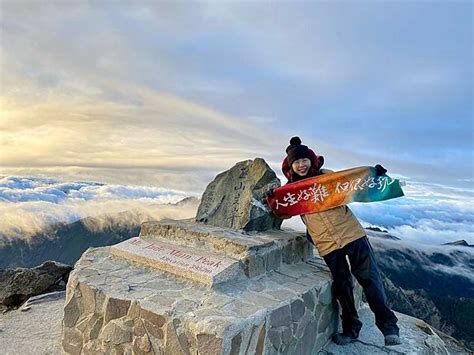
[0,1,473,244]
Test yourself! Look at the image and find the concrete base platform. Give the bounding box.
[62,246,345,354]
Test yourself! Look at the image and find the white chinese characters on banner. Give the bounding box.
[308,183,329,202]
[275,183,328,210]
[335,176,377,193]
[274,176,395,210]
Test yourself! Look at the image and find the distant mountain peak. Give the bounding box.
[173,196,200,206]
[366,226,389,233]
[365,227,400,240]
[443,240,473,247]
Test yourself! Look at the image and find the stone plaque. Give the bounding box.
[110,237,244,287]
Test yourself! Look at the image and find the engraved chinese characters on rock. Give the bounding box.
[200,183,216,218]
[230,164,248,225]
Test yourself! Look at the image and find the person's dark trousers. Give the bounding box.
[323,236,399,338]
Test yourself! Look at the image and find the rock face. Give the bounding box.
[61,219,360,354]
[196,158,282,231]
[369,236,474,349]
[0,261,71,310]
[381,274,444,332]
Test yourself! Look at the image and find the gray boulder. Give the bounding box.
[196,158,282,231]
[0,260,72,310]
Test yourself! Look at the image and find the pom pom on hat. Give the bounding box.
[286,136,304,153]
[290,136,302,146]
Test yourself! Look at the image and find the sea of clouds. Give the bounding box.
[0,176,198,239]
[1,175,473,245]
[351,180,474,245]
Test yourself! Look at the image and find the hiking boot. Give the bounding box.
[332,332,358,345]
[385,334,401,346]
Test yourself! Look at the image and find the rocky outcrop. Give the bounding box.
[369,236,474,350]
[0,261,71,311]
[196,158,282,231]
[382,274,443,331]
[320,304,469,354]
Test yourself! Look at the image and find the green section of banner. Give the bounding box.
[350,168,404,203]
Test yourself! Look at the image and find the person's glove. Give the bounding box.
[375,164,387,176]
[265,189,275,199]
[261,189,275,206]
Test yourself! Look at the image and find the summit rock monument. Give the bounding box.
[61,158,357,354]
[196,158,282,231]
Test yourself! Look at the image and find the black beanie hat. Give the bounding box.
[286,136,312,166]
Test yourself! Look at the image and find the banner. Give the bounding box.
[266,166,404,218]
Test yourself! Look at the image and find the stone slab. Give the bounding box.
[110,237,244,287]
[139,220,313,277]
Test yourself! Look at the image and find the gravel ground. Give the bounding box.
[0,291,64,355]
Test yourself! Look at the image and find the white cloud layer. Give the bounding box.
[2,175,472,246]
[0,176,198,238]
[351,181,474,245]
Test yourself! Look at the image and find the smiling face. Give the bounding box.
[291,158,311,177]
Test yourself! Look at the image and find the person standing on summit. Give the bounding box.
[278,136,401,346]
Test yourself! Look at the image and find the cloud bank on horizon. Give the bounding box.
[0,1,472,192]
[1,175,473,245]
[0,176,197,238]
